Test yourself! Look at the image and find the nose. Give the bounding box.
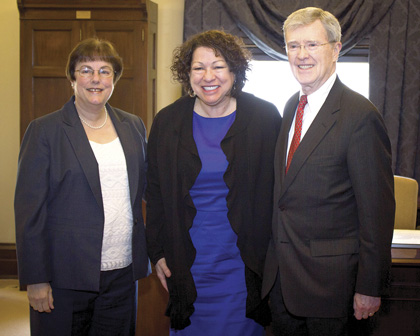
[203,69,215,81]
[297,45,309,59]
[91,71,101,82]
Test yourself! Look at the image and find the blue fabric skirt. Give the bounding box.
[173,210,264,336]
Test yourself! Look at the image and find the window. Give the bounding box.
[243,60,369,115]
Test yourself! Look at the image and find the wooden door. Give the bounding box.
[19,19,148,137]
[19,20,79,136]
[87,20,147,123]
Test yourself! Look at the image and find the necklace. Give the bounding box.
[78,108,108,129]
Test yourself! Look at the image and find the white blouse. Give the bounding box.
[89,138,133,271]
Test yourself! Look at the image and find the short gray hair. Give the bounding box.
[283,7,341,43]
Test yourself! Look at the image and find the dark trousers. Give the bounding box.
[269,272,355,336]
[30,265,137,336]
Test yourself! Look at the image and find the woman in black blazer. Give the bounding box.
[14,38,149,336]
[146,30,282,335]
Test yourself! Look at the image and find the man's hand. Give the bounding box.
[155,258,172,292]
[353,292,380,320]
[27,283,54,313]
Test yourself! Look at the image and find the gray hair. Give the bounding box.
[283,7,342,43]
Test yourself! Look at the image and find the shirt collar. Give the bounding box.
[300,72,337,115]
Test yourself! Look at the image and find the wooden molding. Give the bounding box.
[0,243,18,279]
[17,0,147,11]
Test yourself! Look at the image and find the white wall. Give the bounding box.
[0,0,20,243]
[0,0,184,244]
[154,0,184,111]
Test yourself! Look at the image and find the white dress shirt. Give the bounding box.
[287,73,337,159]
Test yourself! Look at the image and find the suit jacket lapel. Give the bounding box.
[278,92,300,186]
[108,105,140,206]
[280,79,344,198]
[61,97,103,211]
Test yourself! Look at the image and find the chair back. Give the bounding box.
[394,175,418,230]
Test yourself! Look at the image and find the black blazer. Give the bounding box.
[15,97,149,291]
[262,78,395,318]
[146,92,281,328]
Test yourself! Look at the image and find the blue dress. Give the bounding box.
[170,111,264,336]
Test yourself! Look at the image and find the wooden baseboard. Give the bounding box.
[0,243,18,279]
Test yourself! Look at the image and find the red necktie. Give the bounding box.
[286,95,307,173]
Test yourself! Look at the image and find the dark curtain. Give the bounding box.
[219,0,395,60]
[184,0,244,41]
[370,0,420,188]
[184,0,395,60]
[184,1,395,60]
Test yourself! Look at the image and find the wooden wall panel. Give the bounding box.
[109,78,134,114]
[33,78,72,119]
[137,270,170,336]
[33,30,73,67]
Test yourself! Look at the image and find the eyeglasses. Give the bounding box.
[75,66,115,78]
[286,41,334,54]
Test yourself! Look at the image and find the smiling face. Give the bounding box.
[189,46,235,109]
[72,60,115,111]
[286,20,342,95]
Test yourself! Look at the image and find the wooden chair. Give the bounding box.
[394,175,419,230]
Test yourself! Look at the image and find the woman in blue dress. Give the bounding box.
[146,30,282,335]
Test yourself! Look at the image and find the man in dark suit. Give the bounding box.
[262,7,395,336]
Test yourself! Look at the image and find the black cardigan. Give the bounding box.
[146,92,282,329]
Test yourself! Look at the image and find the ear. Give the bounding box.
[333,42,342,61]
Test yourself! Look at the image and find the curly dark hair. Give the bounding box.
[66,38,123,84]
[171,30,252,98]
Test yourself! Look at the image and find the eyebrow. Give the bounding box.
[191,60,227,65]
[79,65,112,69]
[287,40,318,44]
